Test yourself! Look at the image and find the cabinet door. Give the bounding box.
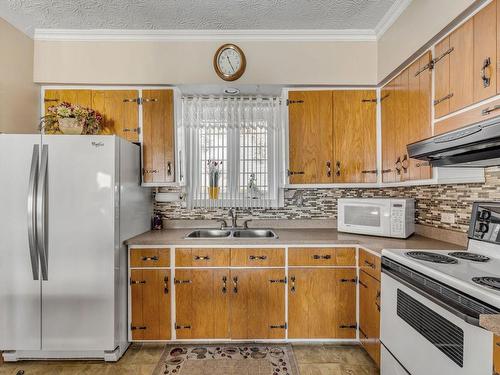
[174,269,229,339]
[92,90,140,140]
[434,36,452,118]
[44,89,93,115]
[449,18,474,113]
[359,270,381,367]
[288,91,333,184]
[394,70,409,182]
[230,269,286,339]
[288,269,356,339]
[142,89,175,184]
[407,52,432,181]
[332,90,377,183]
[494,335,500,375]
[381,80,396,182]
[474,0,497,102]
[130,269,170,340]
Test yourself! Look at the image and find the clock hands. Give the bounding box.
[226,56,235,73]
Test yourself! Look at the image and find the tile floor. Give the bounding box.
[0,343,379,375]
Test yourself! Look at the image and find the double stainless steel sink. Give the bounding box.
[185,228,278,239]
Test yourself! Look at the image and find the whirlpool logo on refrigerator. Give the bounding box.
[91,141,105,148]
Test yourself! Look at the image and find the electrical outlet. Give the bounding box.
[441,212,455,224]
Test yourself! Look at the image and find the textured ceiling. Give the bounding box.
[1,0,398,36]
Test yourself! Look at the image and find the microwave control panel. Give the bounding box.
[390,203,405,236]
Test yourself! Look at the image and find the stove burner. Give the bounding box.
[448,252,490,262]
[406,251,458,264]
[472,277,500,291]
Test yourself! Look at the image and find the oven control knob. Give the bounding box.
[479,210,492,221]
[478,223,490,233]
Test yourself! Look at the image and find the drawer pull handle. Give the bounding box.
[222,276,227,294]
[194,255,210,261]
[312,254,331,260]
[232,276,238,293]
[482,105,500,116]
[361,170,378,174]
[269,278,287,284]
[290,276,296,293]
[164,276,169,294]
[123,128,139,133]
[339,324,357,329]
[131,325,147,330]
[326,161,332,177]
[174,279,192,284]
[335,161,341,177]
[130,280,146,285]
[364,260,376,269]
[340,278,357,283]
[359,327,368,338]
[143,169,159,174]
[249,255,267,260]
[287,170,305,176]
[175,324,191,330]
[382,169,392,173]
[416,161,430,167]
[270,324,287,329]
[141,256,159,261]
[167,161,172,176]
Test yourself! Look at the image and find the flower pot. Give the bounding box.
[208,186,220,200]
[58,117,83,135]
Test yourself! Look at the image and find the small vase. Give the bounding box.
[59,117,83,135]
[208,186,220,200]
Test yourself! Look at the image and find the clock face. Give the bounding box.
[214,44,246,81]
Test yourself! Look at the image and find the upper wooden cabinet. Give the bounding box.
[474,0,497,102]
[288,90,333,184]
[382,53,432,183]
[407,52,432,180]
[142,89,175,184]
[434,19,474,118]
[332,90,377,183]
[43,89,139,141]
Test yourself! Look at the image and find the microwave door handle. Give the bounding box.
[383,267,480,326]
[27,144,40,281]
[36,145,49,281]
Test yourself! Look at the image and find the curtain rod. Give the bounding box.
[182,95,282,101]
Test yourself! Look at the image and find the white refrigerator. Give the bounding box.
[0,134,151,361]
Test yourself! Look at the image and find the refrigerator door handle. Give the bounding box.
[27,144,40,281]
[37,144,49,281]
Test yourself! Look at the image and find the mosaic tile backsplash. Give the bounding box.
[155,167,500,233]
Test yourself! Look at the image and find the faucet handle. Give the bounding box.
[215,219,228,229]
[243,219,252,229]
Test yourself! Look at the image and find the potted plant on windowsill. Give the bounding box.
[42,102,103,135]
[208,160,222,200]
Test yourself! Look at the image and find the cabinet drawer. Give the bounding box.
[230,248,285,267]
[359,249,381,281]
[176,248,230,267]
[288,247,356,266]
[130,248,170,268]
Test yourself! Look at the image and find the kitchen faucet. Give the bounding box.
[229,208,237,228]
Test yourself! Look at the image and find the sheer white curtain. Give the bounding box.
[181,96,283,209]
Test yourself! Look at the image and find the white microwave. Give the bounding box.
[337,198,415,238]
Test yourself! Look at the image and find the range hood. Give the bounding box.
[407,116,500,167]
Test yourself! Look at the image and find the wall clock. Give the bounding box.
[213,44,246,81]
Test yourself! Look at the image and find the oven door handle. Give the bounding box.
[383,268,481,327]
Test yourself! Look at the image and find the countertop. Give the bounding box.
[125,228,464,255]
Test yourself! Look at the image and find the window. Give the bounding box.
[182,96,283,208]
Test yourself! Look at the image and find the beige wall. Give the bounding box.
[0,18,39,133]
[33,40,377,85]
[377,0,477,82]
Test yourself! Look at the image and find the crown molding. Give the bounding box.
[374,0,413,38]
[34,28,378,42]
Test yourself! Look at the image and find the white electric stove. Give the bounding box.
[380,202,500,375]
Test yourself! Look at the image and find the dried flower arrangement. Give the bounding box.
[207,160,222,199]
[42,102,103,135]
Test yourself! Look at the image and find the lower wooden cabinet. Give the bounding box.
[174,269,230,339]
[230,269,286,339]
[288,268,357,339]
[130,269,171,340]
[494,335,500,375]
[359,270,381,367]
